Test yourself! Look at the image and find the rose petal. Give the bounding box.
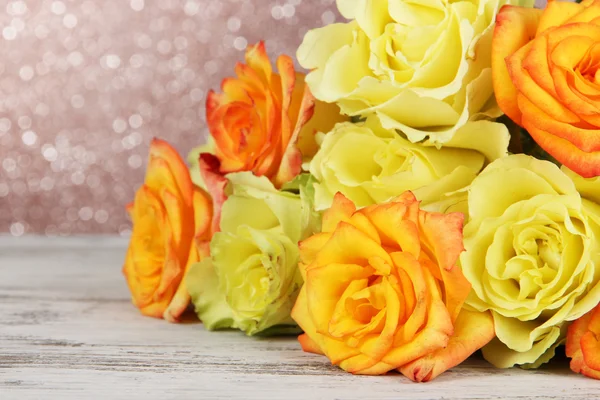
[322,192,357,233]
[199,153,229,233]
[536,0,584,35]
[245,41,273,85]
[275,65,315,187]
[492,5,543,124]
[399,309,495,382]
[298,333,325,355]
[507,42,579,125]
[524,113,600,178]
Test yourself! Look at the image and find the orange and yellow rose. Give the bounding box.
[202,41,344,190]
[566,304,600,380]
[124,139,212,322]
[492,0,600,177]
[291,192,494,382]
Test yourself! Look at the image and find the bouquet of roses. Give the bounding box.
[122,0,600,382]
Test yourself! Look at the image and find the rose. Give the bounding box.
[203,41,345,189]
[291,192,494,382]
[206,40,311,187]
[309,116,508,213]
[195,41,345,235]
[492,0,600,177]
[123,139,212,322]
[296,0,532,152]
[460,155,600,368]
[186,172,319,335]
[566,304,600,380]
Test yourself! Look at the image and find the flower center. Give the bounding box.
[328,279,388,339]
[577,42,600,85]
[228,253,271,315]
[223,103,265,163]
[348,298,382,324]
[503,219,566,300]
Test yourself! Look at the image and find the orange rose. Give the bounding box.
[566,304,600,380]
[123,139,212,322]
[291,192,494,382]
[492,0,600,177]
[199,41,344,234]
[203,41,344,189]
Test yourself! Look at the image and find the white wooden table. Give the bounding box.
[0,236,597,399]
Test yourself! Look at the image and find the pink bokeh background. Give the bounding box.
[0,0,551,236]
[0,0,342,235]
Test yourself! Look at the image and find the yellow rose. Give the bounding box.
[297,0,533,153]
[460,155,600,368]
[187,173,318,335]
[309,116,507,213]
[292,192,494,381]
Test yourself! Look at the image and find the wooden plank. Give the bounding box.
[0,236,597,399]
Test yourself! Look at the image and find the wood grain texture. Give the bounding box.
[0,236,597,400]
